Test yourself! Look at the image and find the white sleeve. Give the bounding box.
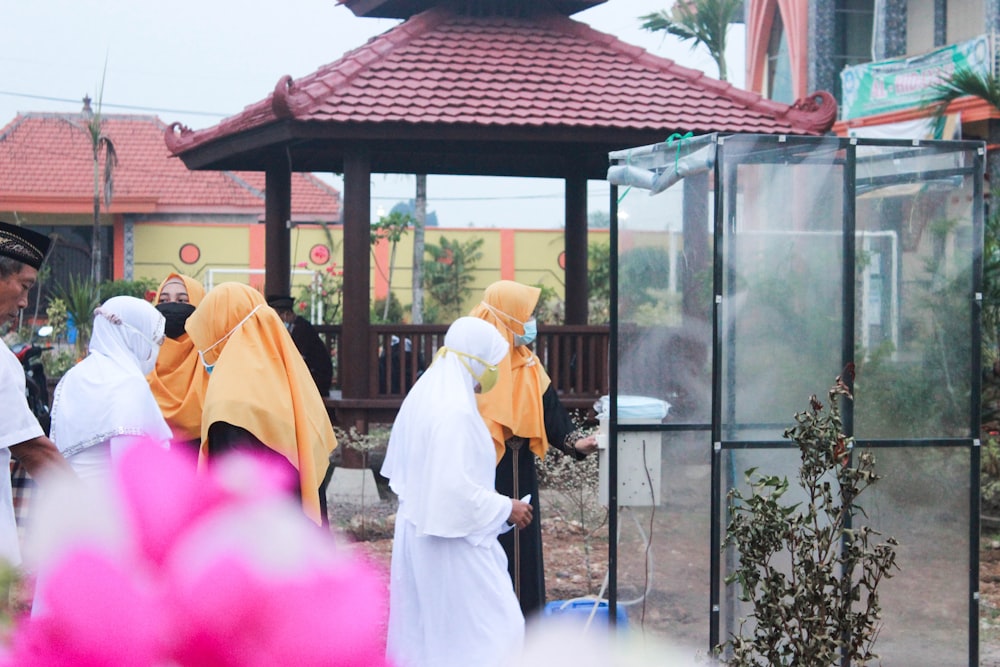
[0,345,43,449]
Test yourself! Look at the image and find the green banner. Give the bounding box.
[840,35,991,120]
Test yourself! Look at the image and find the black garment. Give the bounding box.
[287,316,333,396]
[495,385,584,616]
[207,421,329,526]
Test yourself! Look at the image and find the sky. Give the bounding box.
[0,0,745,229]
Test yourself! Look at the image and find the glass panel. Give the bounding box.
[858,446,971,662]
[719,137,846,441]
[716,444,971,664]
[610,429,712,647]
[615,137,715,425]
[853,143,978,438]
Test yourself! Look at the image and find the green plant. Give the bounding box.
[42,347,77,380]
[532,283,564,325]
[422,236,484,321]
[371,292,404,324]
[295,264,343,325]
[720,374,898,666]
[52,274,99,357]
[640,0,742,81]
[101,277,158,300]
[370,211,413,321]
[588,240,611,324]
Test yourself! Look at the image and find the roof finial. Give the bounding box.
[82,94,94,119]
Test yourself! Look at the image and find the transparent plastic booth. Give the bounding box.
[604,134,983,665]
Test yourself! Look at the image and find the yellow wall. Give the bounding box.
[130,221,611,318]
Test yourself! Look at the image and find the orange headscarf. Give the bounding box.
[147,273,207,443]
[469,280,551,462]
[184,283,338,525]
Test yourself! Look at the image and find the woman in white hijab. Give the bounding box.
[50,296,172,482]
[382,317,533,667]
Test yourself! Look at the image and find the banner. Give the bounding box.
[840,35,991,120]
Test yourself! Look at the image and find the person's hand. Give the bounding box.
[508,498,533,529]
[573,435,598,456]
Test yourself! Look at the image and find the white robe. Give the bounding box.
[382,318,523,667]
[0,338,44,566]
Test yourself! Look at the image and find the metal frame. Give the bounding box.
[608,134,984,665]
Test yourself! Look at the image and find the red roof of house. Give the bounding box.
[0,112,340,219]
[166,6,835,158]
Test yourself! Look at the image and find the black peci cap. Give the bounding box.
[0,221,52,270]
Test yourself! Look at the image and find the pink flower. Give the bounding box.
[296,261,308,268]
[2,444,392,667]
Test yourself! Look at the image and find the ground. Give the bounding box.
[335,497,1000,665]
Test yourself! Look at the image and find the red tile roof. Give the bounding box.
[0,112,340,219]
[167,7,835,156]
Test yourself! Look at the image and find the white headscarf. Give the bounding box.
[381,317,509,543]
[51,296,172,457]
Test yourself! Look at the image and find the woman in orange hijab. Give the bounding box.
[147,273,207,455]
[184,282,337,526]
[470,280,597,615]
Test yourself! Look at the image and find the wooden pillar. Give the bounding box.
[342,149,372,401]
[264,162,291,298]
[564,170,588,324]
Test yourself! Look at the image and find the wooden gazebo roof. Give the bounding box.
[163,0,837,413]
[165,2,835,178]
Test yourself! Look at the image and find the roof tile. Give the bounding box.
[167,7,836,156]
[1,113,340,218]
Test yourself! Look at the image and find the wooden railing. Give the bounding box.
[314,324,609,409]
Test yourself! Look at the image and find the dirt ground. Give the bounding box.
[341,501,1000,666]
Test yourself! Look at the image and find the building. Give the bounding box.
[0,104,341,305]
[746,0,1000,159]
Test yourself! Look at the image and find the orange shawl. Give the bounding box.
[469,280,551,462]
[147,273,207,443]
[184,283,337,525]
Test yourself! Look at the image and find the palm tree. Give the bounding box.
[411,174,427,324]
[924,67,1000,115]
[79,85,118,287]
[640,0,742,82]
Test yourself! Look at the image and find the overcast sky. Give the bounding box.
[1,0,746,228]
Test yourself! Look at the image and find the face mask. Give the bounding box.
[453,350,500,393]
[479,301,535,346]
[513,318,537,347]
[156,302,196,340]
[197,304,262,375]
[284,320,293,333]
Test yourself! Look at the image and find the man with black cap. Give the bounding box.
[266,295,333,396]
[0,221,72,566]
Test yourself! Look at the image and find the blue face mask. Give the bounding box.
[514,318,537,347]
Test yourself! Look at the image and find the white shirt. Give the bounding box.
[0,338,44,566]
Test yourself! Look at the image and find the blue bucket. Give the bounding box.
[542,599,628,629]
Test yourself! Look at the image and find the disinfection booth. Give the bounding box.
[603,133,983,665]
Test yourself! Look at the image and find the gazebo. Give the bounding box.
[165,0,836,423]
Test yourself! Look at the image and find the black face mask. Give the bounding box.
[156,302,196,340]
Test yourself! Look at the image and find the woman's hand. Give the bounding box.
[508,498,533,529]
[573,435,598,456]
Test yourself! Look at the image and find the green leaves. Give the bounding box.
[639,0,742,81]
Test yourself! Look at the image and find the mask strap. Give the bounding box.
[94,307,165,348]
[478,301,526,336]
[200,304,263,359]
[434,346,495,380]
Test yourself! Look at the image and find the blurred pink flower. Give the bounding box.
[3,444,392,667]
[296,261,309,268]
